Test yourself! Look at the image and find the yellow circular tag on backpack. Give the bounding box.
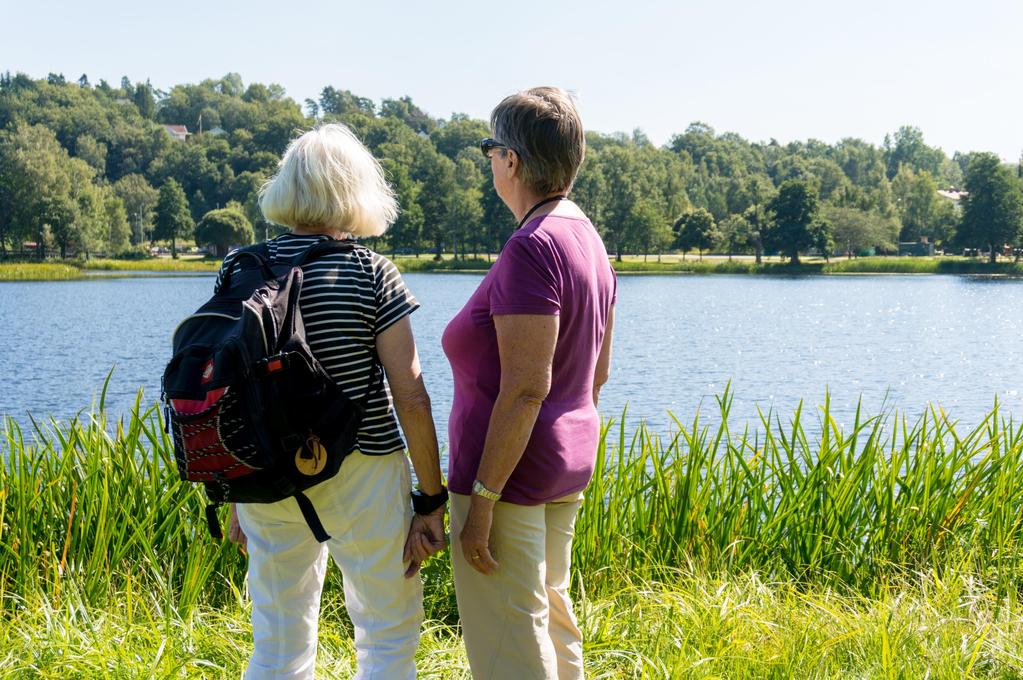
[295,435,327,476]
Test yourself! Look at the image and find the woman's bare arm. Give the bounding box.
[460,313,559,574]
[376,315,442,495]
[377,315,446,575]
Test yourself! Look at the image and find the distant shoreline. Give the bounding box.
[3,255,1023,281]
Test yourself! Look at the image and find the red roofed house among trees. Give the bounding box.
[163,125,189,142]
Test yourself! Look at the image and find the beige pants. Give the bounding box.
[450,491,585,680]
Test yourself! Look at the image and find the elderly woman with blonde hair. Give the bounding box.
[220,123,447,679]
[443,87,616,679]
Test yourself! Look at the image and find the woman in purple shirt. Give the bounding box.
[442,87,616,679]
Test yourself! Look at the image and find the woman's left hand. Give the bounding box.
[228,503,247,552]
[460,498,499,575]
[403,511,446,578]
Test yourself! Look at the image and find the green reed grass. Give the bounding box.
[4,386,1023,676]
[577,389,1023,597]
[83,258,222,272]
[3,385,1022,618]
[0,387,246,614]
[0,263,82,281]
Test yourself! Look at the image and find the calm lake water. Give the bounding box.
[2,273,1021,449]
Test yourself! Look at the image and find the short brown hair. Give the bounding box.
[490,87,585,195]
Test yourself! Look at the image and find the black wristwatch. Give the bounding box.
[411,486,449,515]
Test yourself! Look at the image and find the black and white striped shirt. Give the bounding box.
[215,233,418,456]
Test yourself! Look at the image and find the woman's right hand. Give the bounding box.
[460,496,499,576]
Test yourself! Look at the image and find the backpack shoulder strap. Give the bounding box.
[295,238,361,267]
[230,241,271,259]
[294,237,382,406]
[219,242,275,290]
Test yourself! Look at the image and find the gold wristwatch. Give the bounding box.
[472,479,502,502]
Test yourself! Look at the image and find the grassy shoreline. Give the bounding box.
[0,258,222,281]
[83,257,222,272]
[0,262,82,280]
[6,569,1020,677]
[4,255,1023,281]
[2,390,1023,675]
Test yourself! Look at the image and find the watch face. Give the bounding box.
[472,481,499,500]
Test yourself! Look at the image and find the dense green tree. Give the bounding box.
[413,148,457,258]
[572,148,610,233]
[883,126,948,181]
[431,114,489,160]
[823,205,899,257]
[957,153,1023,262]
[717,213,753,260]
[113,173,160,244]
[380,96,435,135]
[579,138,690,259]
[812,218,834,261]
[74,134,106,174]
[227,170,271,240]
[147,138,225,219]
[446,154,485,258]
[674,208,717,260]
[669,122,718,166]
[154,178,194,258]
[105,195,131,254]
[318,86,375,117]
[628,199,670,262]
[50,154,106,258]
[381,156,425,256]
[0,122,100,257]
[765,180,823,264]
[2,70,1015,266]
[741,205,767,264]
[598,145,640,261]
[739,177,775,264]
[831,138,888,190]
[891,165,944,243]
[930,199,959,247]
[195,206,253,257]
[132,80,156,119]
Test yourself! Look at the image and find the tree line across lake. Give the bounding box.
[1,71,1021,264]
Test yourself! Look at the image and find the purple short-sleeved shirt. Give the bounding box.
[442,213,617,505]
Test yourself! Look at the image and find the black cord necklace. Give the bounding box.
[517,195,567,230]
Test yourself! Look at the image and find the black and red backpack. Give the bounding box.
[161,240,378,542]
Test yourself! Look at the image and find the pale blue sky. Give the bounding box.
[4,0,1021,161]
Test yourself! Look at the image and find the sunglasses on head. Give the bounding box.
[480,138,510,159]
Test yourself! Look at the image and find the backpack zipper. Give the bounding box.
[171,312,242,348]
[243,303,270,353]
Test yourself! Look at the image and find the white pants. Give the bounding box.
[450,491,585,680]
[236,451,422,680]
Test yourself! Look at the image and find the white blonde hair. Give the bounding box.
[259,123,397,237]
